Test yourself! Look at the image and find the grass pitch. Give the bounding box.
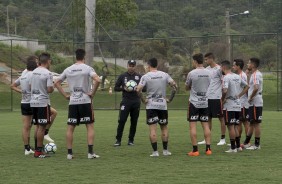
[0,110,281,184]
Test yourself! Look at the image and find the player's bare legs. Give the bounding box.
[44,107,57,142]
[217,116,226,145]
[36,125,46,151]
[86,123,94,145]
[226,125,236,152]
[160,125,171,155]
[149,124,159,156]
[22,115,34,155]
[66,125,75,151]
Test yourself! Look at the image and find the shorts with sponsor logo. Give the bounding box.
[32,105,51,125]
[187,103,209,122]
[146,109,168,125]
[249,106,262,124]
[21,103,33,116]
[208,99,223,118]
[239,107,249,121]
[223,110,240,125]
[68,103,94,125]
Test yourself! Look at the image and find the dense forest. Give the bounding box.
[0,0,281,71]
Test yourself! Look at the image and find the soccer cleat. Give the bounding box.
[128,141,134,146]
[67,154,73,160]
[163,150,172,156]
[150,151,159,157]
[44,134,54,143]
[237,147,243,152]
[114,141,121,147]
[206,149,212,155]
[24,149,34,155]
[217,139,226,146]
[197,140,206,145]
[240,143,251,149]
[188,151,200,156]
[34,151,50,158]
[225,148,238,153]
[246,145,261,150]
[88,153,100,159]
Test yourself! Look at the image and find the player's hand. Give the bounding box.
[123,86,129,92]
[248,98,253,103]
[86,92,93,98]
[166,98,171,103]
[65,94,70,100]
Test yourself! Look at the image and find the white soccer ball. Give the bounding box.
[44,143,57,153]
[125,80,137,92]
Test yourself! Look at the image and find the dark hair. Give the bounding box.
[75,49,86,60]
[147,58,158,68]
[204,52,215,59]
[39,52,51,65]
[233,59,244,69]
[221,60,231,69]
[192,53,204,64]
[250,57,260,68]
[26,56,38,71]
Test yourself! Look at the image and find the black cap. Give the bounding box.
[128,60,136,66]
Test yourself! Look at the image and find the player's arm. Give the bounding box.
[114,74,124,92]
[10,81,21,94]
[238,83,249,99]
[89,74,101,98]
[185,72,192,91]
[136,84,147,104]
[167,80,178,103]
[248,84,259,103]
[54,79,69,100]
[221,77,228,104]
[47,74,54,93]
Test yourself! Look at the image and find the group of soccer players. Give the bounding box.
[12,48,263,159]
[185,52,263,156]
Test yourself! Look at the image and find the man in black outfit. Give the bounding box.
[114,60,143,146]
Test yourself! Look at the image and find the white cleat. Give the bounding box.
[197,140,206,145]
[225,148,238,153]
[246,145,261,150]
[88,153,100,159]
[237,147,243,152]
[217,139,226,146]
[24,149,34,155]
[44,134,54,143]
[163,150,172,156]
[241,143,251,149]
[150,151,159,157]
[67,154,73,160]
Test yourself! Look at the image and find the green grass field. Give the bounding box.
[0,110,281,184]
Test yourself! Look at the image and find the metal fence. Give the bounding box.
[0,33,281,111]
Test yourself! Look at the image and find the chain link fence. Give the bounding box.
[0,33,281,111]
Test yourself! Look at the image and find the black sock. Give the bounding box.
[230,139,236,150]
[151,142,157,151]
[88,145,93,154]
[221,135,225,139]
[193,145,198,152]
[255,137,260,146]
[206,144,211,151]
[34,138,37,150]
[235,137,241,148]
[24,145,30,151]
[162,141,168,150]
[44,129,49,135]
[68,149,73,155]
[244,135,252,144]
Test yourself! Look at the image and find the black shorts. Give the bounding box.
[223,110,240,125]
[187,103,209,122]
[68,103,94,125]
[32,105,51,125]
[249,106,263,124]
[21,103,33,116]
[208,99,223,118]
[146,109,168,125]
[239,107,249,121]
